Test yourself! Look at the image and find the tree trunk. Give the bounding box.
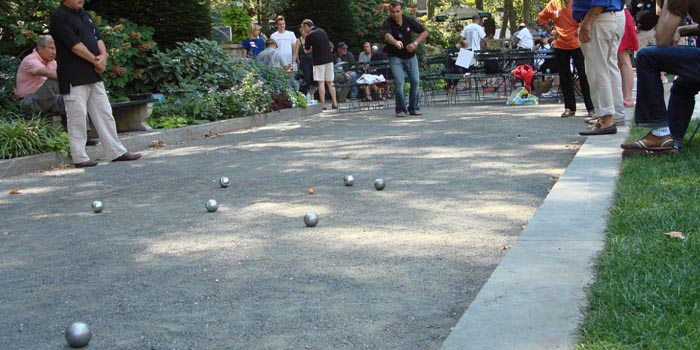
[500,0,513,39]
[521,0,531,26]
[475,0,483,11]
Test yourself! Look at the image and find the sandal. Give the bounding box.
[561,109,576,118]
[620,132,674,150]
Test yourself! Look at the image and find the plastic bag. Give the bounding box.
[506,86,539,106]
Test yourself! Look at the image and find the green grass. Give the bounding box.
[577,122,700,350]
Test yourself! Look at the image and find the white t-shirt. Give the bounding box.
[270,30,297,65]
[460,23,486,51]
[515,28,534,50]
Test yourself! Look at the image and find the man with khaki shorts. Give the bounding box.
[302,19,337,110]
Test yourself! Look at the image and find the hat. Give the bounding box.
[518,22,526,28]
[472,14,480,20]
[337,42,348,49]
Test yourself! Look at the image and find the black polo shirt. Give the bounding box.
[382,15,425,59]
[304,27,333,66]
[50,5,102,94]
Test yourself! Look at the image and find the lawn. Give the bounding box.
[578,122,700,349]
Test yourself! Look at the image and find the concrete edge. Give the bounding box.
[440,127,629,350]
[0,105,322,179]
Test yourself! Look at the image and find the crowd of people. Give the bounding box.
[13,0,700,169]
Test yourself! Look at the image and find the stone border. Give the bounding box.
[0,105,322,178]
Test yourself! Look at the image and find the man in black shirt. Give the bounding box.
[50,0,140,168]
[383,0,429,117]
[302,19,337,110]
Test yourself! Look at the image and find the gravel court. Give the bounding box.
[1,104,584,349]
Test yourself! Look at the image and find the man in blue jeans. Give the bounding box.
[621,0,700,155]
[382,0,428,118]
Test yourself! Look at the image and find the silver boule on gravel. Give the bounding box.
[91,200,104,213]
[65,322,92,348]
[374,178,386,191]
[206,199,219,212]
[219,176,231,188]
[304,212,319,227]
[343,175,354,186]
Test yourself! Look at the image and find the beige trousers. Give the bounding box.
[63,82,127,163]
[580,11,625,119]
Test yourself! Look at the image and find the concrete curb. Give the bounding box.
[0,105,322,178]
[440,127,629,350]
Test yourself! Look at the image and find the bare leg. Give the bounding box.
[618,50,635,106]
[317,81,326,108]
[327,81,337,107]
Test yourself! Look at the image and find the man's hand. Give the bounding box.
[406,41,418,53]
[579,22,592,43]
[394,40,404,50]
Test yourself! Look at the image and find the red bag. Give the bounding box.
[511,64,535,92]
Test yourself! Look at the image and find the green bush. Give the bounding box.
[0,55,21,114]
[90,14,158,102]
[0,115,69,159]
[85,0,212,50]
[221,5,250,43]
[0,0,56,56]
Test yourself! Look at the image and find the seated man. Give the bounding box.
[621,0,700,155]
[15,35,97,146]
[14,35,64,117]
[333,42,358,99]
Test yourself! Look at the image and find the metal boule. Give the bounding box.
[304,212,319,227]
[219,176,231,188]
[206,199,219,212]
[65,322,92,348]
[343,175,354,186]
[91,201,104,213]
[374,178,386,191]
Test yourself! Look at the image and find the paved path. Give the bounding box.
[0,104,611,350]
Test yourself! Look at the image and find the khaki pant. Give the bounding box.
[63,82,127,163]
[580,11,625,119]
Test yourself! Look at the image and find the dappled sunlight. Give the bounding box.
[240,201,332,219]
[133,234,267,262]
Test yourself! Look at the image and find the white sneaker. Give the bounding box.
[541,90,557,98]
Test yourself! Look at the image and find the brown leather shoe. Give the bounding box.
[621,132,674,150]
[74,160,98,168]
[112,152,142,162]
[579,123,617,136]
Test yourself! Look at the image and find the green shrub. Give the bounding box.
[0,115,69,159]
[0,0,56,56]
[220,5,250,43]
[90,14,158,102]
[0,55,21,114]
[85,0,212,50]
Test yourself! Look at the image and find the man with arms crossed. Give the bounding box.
[50,0,140,168]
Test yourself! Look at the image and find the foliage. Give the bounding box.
[0,115,69,159]
[287,88,307,108]
[220,4,251,42]
[0,0,57,56]
[145,38,292,95]
[284,0,355,47]
[84,0,212,50]
[0,55,21,114]
[90,14,158,102]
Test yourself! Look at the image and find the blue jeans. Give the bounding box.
[389,56,420,113]
[635,45,700,146]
